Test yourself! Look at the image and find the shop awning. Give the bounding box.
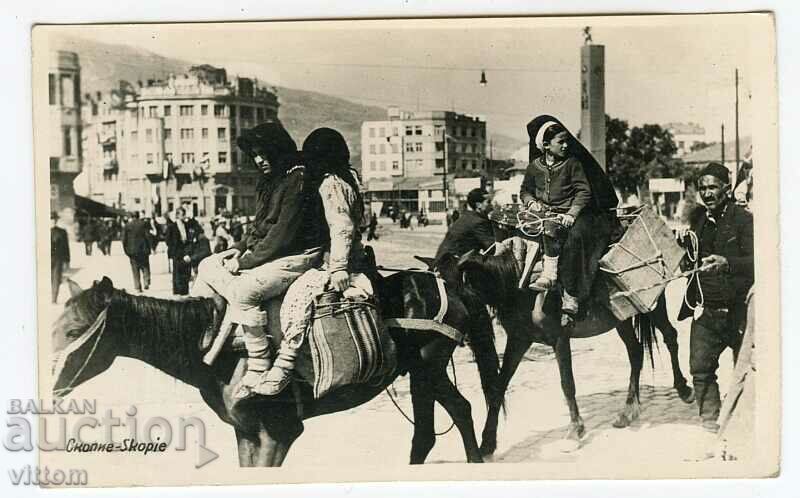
[74,195,128,218]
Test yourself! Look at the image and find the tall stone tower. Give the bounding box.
[579,29,606,170]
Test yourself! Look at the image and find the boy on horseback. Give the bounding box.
[521,116,618,326]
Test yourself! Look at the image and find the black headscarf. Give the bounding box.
[527,115,619,211]
[237,122,300,228]
[302,127,362,204]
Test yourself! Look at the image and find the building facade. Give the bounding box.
[79,65,279,218]
[665,122,708,157]
[48,50,83,220]
[361,107,486,218]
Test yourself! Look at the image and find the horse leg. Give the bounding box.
[650,302,694,403]
[422,338,483,463]
[408,366,436,464]
[480,329,533,456]
[613,321,643,428]
[234,428,260,467]
[554,333,584,444]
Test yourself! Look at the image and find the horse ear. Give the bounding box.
[66,279,83,298]
[96,277,114,301]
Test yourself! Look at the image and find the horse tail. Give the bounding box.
[462,289,504,413]
[634,312,658,369]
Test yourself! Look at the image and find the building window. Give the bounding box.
[369,161,376,171]
[180,128,194,140]
[392,160,399,171]
[416,159,423,168]
[201,128,208,139]
[179,105,193,116]
[240,106,253,120]
[471,144,477,154]
[462,160,468,170]
[429,201,446,213]
[435,141,444,152]
[391,144,399,154]
[218,151,227,164]
[48,74,56,105]
[405,126,413,136]
[229,105,236,118]
[414,126,423,135]
[62,126,72,156]
[405,159,414,170]
[164,105,171,116]
[392,127,399,136]
[435,159,444,169]
[218,128,227,142]
[201,104,208,116]
[379,127,385,137]
[145,129,153,143]
[232,151,238,165]
[369,144,376,154]
[434,125,444,137]
[379,144,385,154]
[60,75,74,107]
[214,105,225,117]
[165,152,173,164]
[163,128,172,140]
[231,128,237,140]
[148,106,158,118]
[415,142,423,152]
[146,153,154,165]
[379,161,386,171]
[405,142,414,153]
[181,152,195,164]
[256,107,264,121]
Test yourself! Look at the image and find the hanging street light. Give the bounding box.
[480,69,487,87]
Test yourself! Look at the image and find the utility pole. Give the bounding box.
[721,124,725,165]
[443,133,450,211]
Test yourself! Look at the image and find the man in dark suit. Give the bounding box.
[166,207,203,295]
[50,212,70,304]
[122,211,152,292]
[677,162,754,433]
[435,188,496,263]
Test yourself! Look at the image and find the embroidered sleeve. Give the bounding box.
[320,175,356,273]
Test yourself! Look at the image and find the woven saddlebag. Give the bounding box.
[307,290,397,399]
[597,206,685,321]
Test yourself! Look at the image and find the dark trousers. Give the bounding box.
[51,260,64,304]
[172,258,192,295]
[84,241,93,255]
[129,255,151,292]
[690,307,744,422]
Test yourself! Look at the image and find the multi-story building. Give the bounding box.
[48,50,83,220]
[360,107,486,218]
[79,64,279,218]
[665,122,707,157]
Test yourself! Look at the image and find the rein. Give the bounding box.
[53,308,109,398]
[384,357,458,436]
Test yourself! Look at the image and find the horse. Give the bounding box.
[51,274,500,466]
[457,247,695,455]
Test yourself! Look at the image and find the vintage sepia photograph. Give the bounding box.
[31,13,779,486]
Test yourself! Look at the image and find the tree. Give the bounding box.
[604,115,681,197]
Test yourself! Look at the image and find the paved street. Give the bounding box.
[48,218,735,473]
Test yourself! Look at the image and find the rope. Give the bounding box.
[516,209,562,238]
[683,230,705,311]
[385,356,458,436]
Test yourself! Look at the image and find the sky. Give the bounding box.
[58,15,758,142]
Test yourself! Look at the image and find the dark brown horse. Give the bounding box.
[51,274,499,466]
[457,249,695,455]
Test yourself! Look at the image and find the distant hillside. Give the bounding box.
[53,35,522,170]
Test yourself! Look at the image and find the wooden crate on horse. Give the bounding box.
[597,206,684,321]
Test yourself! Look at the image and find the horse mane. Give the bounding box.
[464,251,520,309]
[107,290,216,384]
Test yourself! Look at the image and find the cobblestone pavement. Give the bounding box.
[48,218,734,469]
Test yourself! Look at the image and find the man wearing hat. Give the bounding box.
[434,188,496,263]
[50,211,70,304]
[678,162,754,433]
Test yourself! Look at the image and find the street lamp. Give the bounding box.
[480,70,488,87]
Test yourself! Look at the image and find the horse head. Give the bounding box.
[51,277,119,398]
[457,248,519,308]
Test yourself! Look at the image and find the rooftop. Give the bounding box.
[682,136,752,164]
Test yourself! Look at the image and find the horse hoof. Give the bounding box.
[612,414,630,429]
[679,386,696,404]
[480,440,497,457]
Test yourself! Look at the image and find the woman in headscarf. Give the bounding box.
[190,121,327,399]
[257,127,372,395]
[521,115,619,326]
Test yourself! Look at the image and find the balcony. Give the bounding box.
[102,159,119,172]
[50,156,81,175]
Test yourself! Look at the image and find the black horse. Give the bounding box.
[51,273,499,466]
[458,248,695,455]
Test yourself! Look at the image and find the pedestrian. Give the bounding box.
[166,207,197,295]
[190,231,213,279]
[50,211,70,304]
[435,188,496,263]
[121,211,152,293]
[677,162,754,434]
[366,211,379,241]
[389,206,397,224]
[80,217,96,256]
[98,219,113,255]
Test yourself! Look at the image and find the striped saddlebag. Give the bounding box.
[307,290,397,399]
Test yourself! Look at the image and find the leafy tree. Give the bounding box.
[604,115,682,196]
